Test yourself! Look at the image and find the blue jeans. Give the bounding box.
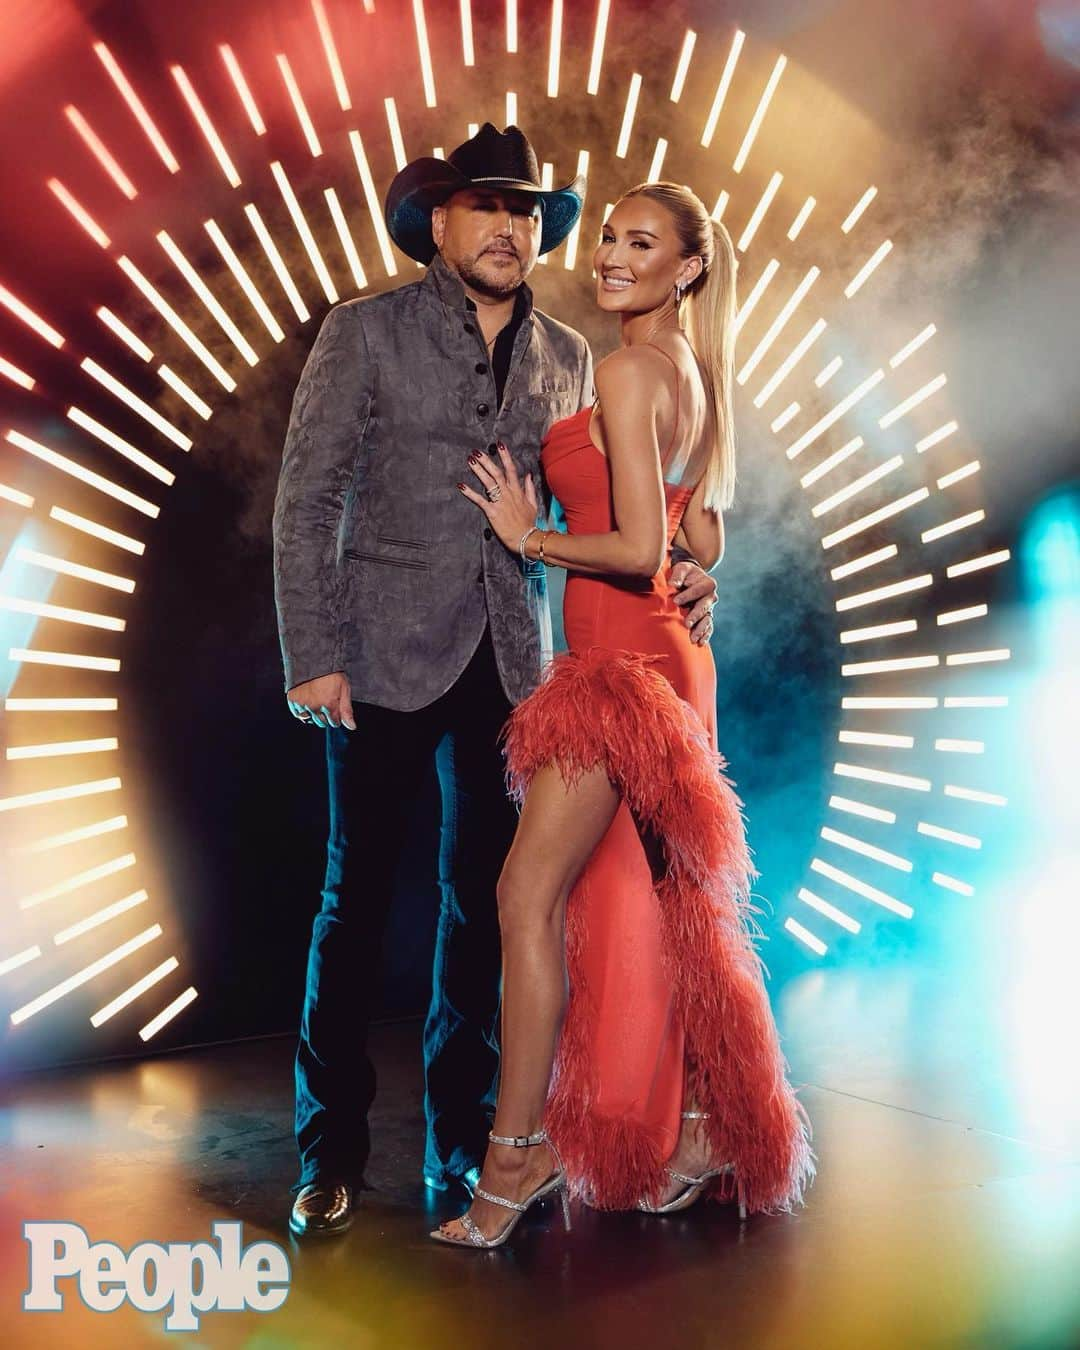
[293,633,516,1191]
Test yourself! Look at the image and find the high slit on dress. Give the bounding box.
[502,350,814,1214]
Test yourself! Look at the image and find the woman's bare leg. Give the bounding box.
[435,761,620,1242]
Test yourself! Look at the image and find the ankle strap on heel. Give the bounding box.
[489,1129,548,1147]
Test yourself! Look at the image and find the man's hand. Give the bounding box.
[286,672,356,730]
[670,560,718,647]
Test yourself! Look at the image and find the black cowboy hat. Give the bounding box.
[384,122,585,265]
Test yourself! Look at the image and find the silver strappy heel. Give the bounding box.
[430,1128,572,1248]
[637,1111,747,1220]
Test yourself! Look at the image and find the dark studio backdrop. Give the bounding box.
[0,0,1076,1073]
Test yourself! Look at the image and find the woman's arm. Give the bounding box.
[672,476,724,572]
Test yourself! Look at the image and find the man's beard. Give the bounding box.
[457,249,526,298]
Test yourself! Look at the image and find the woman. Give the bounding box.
[433,182,813,1248]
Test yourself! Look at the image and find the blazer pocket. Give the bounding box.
[344,549,430,572]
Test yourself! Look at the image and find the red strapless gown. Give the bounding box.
[502,405,813,1214]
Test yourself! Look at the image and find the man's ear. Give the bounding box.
[431,205,446,250]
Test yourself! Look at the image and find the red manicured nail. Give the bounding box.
[457,482,466,491]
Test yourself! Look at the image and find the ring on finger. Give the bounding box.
[486,485,502,502]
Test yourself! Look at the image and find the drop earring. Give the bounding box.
[674,278,686,303]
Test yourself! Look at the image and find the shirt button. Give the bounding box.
[476,569,484,583]
[483,527,493,541]
[487,442,497,453]
[476,402,490,417]
[475,362,487,374]
[463,323,475,336]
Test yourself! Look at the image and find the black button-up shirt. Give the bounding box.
[465,287,530,409]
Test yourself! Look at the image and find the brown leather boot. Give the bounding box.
[289,1181,354,1237]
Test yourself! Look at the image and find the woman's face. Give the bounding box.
[592,195,699,315]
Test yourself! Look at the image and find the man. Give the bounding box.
[273,124,718,1237]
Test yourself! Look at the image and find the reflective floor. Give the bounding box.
[3,993,1080,1350]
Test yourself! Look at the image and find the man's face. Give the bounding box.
[431,188,542,298]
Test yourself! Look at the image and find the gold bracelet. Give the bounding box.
[538,530,551,564]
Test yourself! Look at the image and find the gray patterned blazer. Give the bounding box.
[273,254,592,711]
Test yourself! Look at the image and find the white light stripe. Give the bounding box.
[1,356,35,391]
[0,946,41,977]
[54,890,149,945]
[563,150,590,271]
[944,696,1007,708]
[507,0,518,52]
[204,220,285,343]
[0,482,34,508]
[66,408,174,487]
[933,872,974,897]
[701,29,745,148]
[737,267,819,384]
[670,31,696,102]
[842,653,938,677]
[587,0,610,94]
[270,163,338,305]
[922,510,984,544]
[412,0,437,104]
[754,318,826,408]
[325,189,368,292]
[938,461,980,490]
[547,0,564,97]
[616,74,643,158]
[946,648,1010,666]
[845,240,893,298]
[798,887,861,933]
[839,621,917,646]
[16,815,127,853]
[93,42,178,172]
[733,258,779,336]
[838,727,914,745]
[812,455,903,517]
[90,956,178,1027]
[157,231,259,366]
[935,738,984,754]
[770,403,799,433]
[880,373,948,429]
[96,307,151,361]
[842,696,937,710]
[804,436,866,491]
[82,350,198,445]
[0,775,121,813]
[6,699,117,713]
[788,197,815,240]
[14,548,133,594]
[50,507,145,555]
[9,650,120,673]
[946,550,1010,578]
[11,925,161,1025]
[647,138,668,182]
[457,0,475,64]
[937,604,987,626]
[64,105,137,199]
[835,573,932,610]
[786,368,885,460]
[312,0,351,109]
[737,172,782,252]
[158,366,212,420]
[116,257,235,394]
[822,487,929,550]
[0,285,65,348]
[711,191,729,221]
[171,66,240,187]
[944,784,1006,806]
[828,794,896,824]
[733,54,786,173]
[890,323,936,368]
[815,355,842,387]
[219,45,266,135]
[7,430,159,517]
[505,92,517,126]
[810,857,913,917]
[918,821,981,849]
[784,916,827,955]
[48,179,111,248]
[0,595,123,632]
[840,186,877,233]
[139,986,198,1041]
[916,420,958,453]
[821,826,912,872]
[829,545,899,580]
[833,762,931,792]
[468,123,479,139]
[245,204,312,321]
[349,133,399,277]
[19,853,136,910]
